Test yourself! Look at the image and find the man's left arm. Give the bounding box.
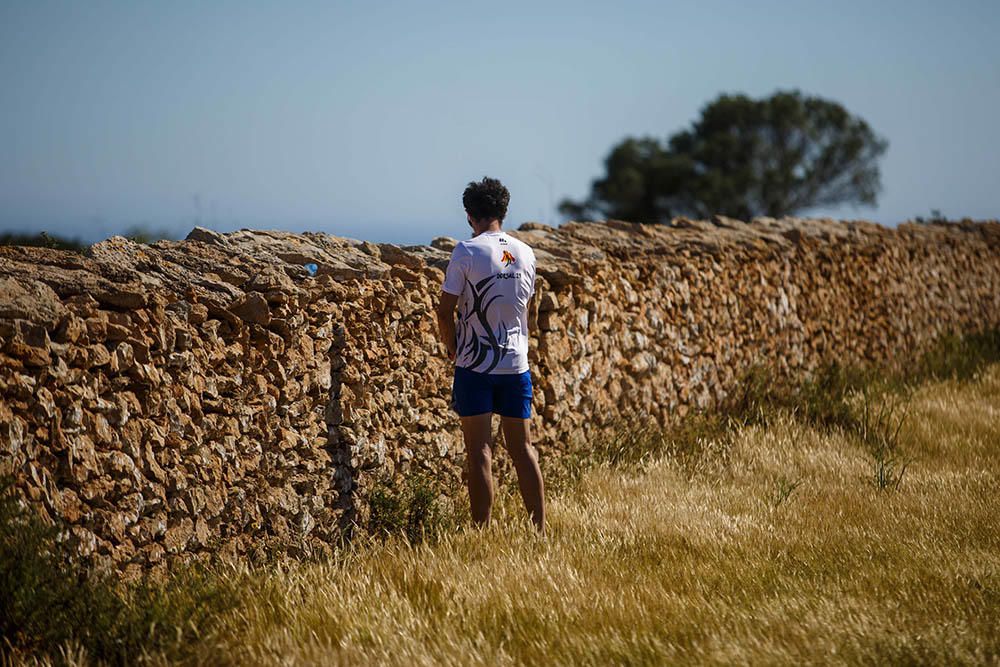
[527,251,538,332]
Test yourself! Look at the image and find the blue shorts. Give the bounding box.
[451,366,533,419]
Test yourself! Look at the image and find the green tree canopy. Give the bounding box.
[560,90,889,223]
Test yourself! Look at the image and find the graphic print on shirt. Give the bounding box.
[455,274,510,373]
[443,233,534,375]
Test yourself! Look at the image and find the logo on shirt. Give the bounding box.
[501,250,516,267]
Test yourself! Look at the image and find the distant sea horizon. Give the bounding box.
[4,212,989,250]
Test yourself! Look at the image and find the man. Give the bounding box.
[435,177,545,534]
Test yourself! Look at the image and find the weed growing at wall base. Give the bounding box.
[365,470,466,544]
[0,478,245,664]
[855,386,911,490]
[909,329,1000,382]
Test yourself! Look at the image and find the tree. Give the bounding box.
[560,90,889,223]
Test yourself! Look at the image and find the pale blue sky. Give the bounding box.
[2,0,998,245]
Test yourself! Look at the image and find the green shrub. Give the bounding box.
[854,387,912,491]
[0,476,120,656]
[366,471,462,544]
[771,475,804,507]
[909,330,1000,383]
[0,477,242,664]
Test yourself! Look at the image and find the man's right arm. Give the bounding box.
[438,244,467,361]
[436,291,459,361]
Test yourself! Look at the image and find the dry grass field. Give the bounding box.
[5,354,999,665]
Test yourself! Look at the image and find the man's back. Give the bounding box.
[436,176,545,533]
[442,230,536,375]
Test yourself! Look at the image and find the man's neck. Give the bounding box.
[472,220,502,236]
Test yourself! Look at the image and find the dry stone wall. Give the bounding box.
[1,218,998,574]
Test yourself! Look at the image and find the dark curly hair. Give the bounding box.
[462,177,510,223]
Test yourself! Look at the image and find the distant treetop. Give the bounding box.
[560,90,888,224]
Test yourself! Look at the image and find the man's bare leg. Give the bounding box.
[460,413,494,528]
[501,416,545,534]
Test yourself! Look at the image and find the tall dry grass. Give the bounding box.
[157,366,1000,663]
[7,359,999,665]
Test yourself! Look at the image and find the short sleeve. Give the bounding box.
[441,244,469,295]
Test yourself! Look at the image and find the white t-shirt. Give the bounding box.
[441,230,537,374]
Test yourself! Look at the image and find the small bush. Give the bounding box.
[795,363,879,430]
[658,412,736,478]
[720,361,876,432]
[718,364,781,427]
[366,471,461,544]
[0,477,243,664]
[548,411,735,484]
[540,438,595,497]
[589,414,669,469]
[909,330,1000,383]
[772,476,804,507]
[543,413,694,491]
[0,476,120,656]
[854,387,912,491]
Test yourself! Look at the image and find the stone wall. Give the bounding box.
[1,218,998,574]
